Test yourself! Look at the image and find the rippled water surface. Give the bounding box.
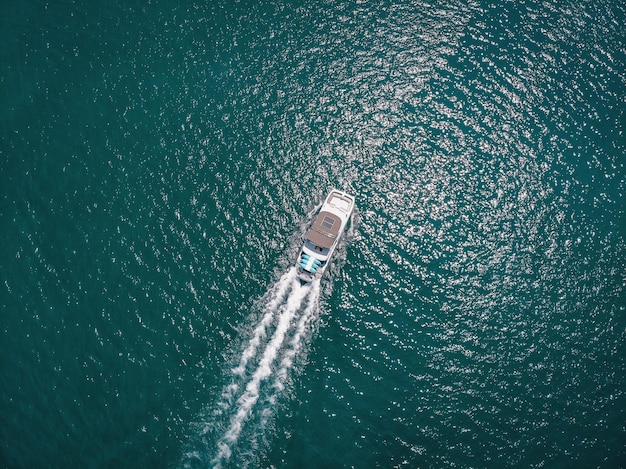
[1,0,625,467]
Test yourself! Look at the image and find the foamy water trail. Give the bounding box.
[213,269,297,419]
[209,271,320,468]
[231,269,295,377]
[272,278,320,394]
[255,278,321,436]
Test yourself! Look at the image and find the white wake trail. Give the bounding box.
[212,277,314,467]
[214,269,296,417]
[255,278,321,436]
[231,268,295,377]
[272,278,320,394]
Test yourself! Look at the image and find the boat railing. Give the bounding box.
[328,194,353,212]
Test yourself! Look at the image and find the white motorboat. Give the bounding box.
[296,190,355,283]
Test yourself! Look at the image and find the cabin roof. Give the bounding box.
[306,211,341,248]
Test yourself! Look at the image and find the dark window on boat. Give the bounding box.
[321,216,335,230]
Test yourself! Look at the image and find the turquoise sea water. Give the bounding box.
[1,0,625,467]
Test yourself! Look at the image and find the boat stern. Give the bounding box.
[296,268,316,284]
[296,251,324,283]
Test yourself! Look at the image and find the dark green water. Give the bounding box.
[1,0,625,467]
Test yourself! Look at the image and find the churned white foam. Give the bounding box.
[211,275,316,467]
[272,278,321,393]
[231,268,295,377]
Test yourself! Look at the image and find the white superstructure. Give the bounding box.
[296,190,355,283]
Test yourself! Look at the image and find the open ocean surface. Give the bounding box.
[1,0,625,467]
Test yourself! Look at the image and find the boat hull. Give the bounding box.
[296,190,355,282]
